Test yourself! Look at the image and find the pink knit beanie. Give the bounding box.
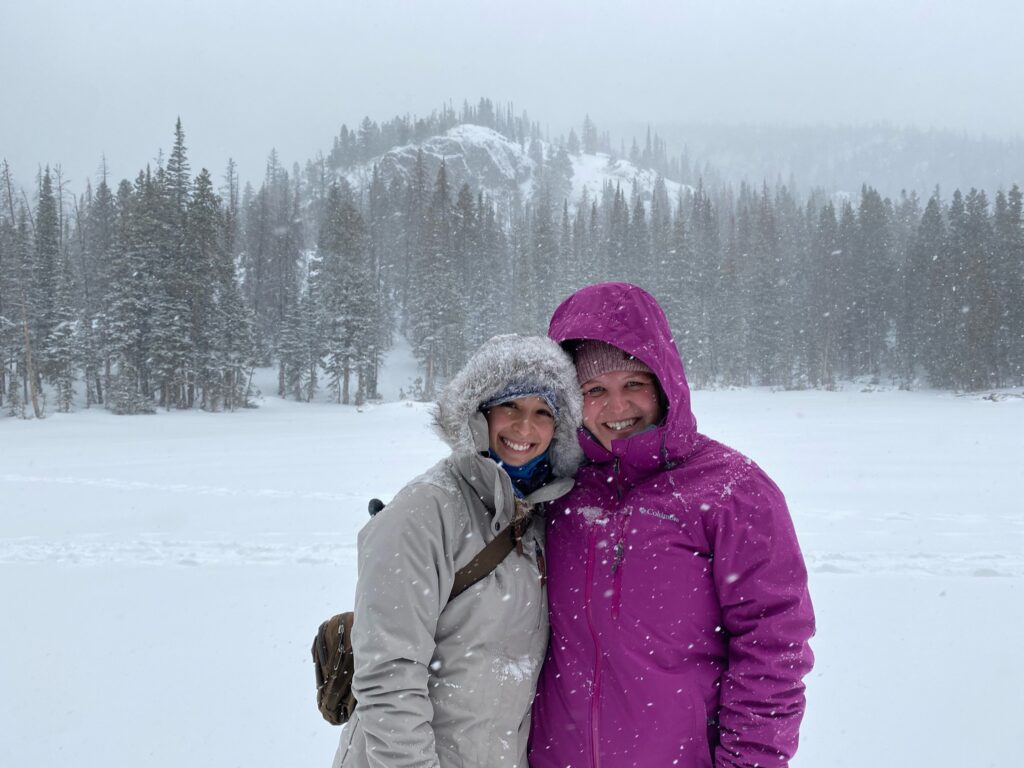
[572,340,653,384]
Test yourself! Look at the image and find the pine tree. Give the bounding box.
[148,163,190,409]
[547,146,574,212]
[182,168,221,408]
[0,162,15,410]
[316,182,373,404]
[399,149,430,330]
[993,185,1024,383]
[1,164,43,416]
[649,175,672,278]
[528,187,558,327]
[834,201,859,379]
[277,273,318,402]
[774,184,808,387]
[80,174,117,406]
[567,128,581,156]
[958,189,999,389]
[627,182,651,289]
[32,168,61,388]
[810,201,842,387]
[852,186,894,378]
[106,175,156,414]
[241,152,302,363]
[47,250,77,412]
[413,161,464,392]
[581,115,599,155]
[717,207,748,385]
[903,193,946,385]
[745,185,785,385]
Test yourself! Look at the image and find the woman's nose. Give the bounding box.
[604,388,626,411]
[508,414,530,432]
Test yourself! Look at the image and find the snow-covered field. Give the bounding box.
[1,362,1021,767]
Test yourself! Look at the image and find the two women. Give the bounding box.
[333,283,814,768]
[333,334,582,768]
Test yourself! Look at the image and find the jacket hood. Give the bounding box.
[434,334,584,478]
[548,282,700,465]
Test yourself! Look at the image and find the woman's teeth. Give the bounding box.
[606,418,639,431]
[502,437,532,451]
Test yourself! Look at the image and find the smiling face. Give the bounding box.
[485,396,556,466]
[580,370,663,451]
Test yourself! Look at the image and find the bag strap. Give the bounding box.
[449,515,532,600]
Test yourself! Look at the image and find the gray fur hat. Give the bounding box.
[434,334,584,478]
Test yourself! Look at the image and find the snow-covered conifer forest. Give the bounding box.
[2,99,1023,419]
[3,96,1022,768]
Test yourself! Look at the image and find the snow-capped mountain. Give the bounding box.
[344,124,686,212]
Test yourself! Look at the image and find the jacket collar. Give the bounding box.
[450,450,574,527]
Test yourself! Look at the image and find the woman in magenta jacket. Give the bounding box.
[530,282,815,768]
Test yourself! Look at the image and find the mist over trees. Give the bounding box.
[630,122,1024,203]
[2,101,1022,417]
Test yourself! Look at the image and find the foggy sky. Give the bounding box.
[3,0,1023,192]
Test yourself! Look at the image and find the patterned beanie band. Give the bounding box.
[480,382,559,420]
[572,339,653,384]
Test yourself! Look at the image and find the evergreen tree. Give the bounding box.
[182,168,221,407]
[81,175,117,405]
[745,185,786,385]
[47,250,77,412]
[241,152,302,362]
[413,161,464,393]
[834,200,859,378]
[582,114,599,155]
[567,128,581,156]
[32,168,61,386]
[852,186,894,378]
[106,175,156,414]
[958,189,999,389]
[903,193,946,385]
[277,277,319,402]
[316,182,374,404]
[810,202,842,387]
[993,185,1024,383]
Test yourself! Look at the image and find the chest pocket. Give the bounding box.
[616,506,716,645]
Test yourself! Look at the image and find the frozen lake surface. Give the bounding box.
[2,371,1021,767]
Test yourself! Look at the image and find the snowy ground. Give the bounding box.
[1,351,1022,767]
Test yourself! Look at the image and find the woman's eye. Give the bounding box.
[583,387,604,397]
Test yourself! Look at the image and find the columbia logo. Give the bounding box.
[638,507,679,523]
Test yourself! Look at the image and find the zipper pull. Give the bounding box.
[513,518,526,555]
[611,538,624,573]
[534,541,547,588]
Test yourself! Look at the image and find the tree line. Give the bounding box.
[2,112,1022,418]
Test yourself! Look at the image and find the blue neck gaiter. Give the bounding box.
[488,449,553,498]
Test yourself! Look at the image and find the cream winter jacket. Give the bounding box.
[333,335,582,768]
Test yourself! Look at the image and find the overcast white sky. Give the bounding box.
[2,0,1023,191]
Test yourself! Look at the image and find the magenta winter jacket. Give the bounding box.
[530,283,815,768]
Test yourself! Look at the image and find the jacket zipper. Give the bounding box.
[534,540,547,588]
[586,457,623,766]
[612,457,623,501]
[610,457,625,619]
[610,536,625,619]
[585,524,603,768]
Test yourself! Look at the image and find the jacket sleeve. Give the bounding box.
[350,483,460,768]
[710,467,816,768]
